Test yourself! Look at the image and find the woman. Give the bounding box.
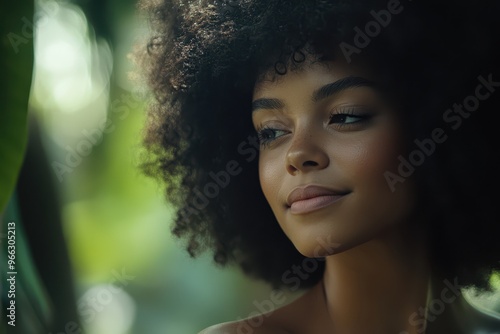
[137,0,500,332]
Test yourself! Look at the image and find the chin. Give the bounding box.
[288,223,390,259]
[289,232,353,258]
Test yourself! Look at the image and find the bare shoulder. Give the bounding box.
[198,319,290,334]
[198,282,327,334]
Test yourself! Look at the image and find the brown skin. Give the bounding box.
[199,58,500,333]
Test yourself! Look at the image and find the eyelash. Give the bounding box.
[328,106,373,127]
[255,106,373,148]
[256,126,287,148]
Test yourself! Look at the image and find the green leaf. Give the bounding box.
[0,0,34,213]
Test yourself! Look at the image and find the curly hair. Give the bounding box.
[136,0,500,290]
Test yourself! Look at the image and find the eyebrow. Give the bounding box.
[251,98,285,112]
[251,76,377,113]
[313,76,376,102]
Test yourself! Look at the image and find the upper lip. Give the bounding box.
[286,185,350,207]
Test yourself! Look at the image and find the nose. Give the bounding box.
[286,130,329,175]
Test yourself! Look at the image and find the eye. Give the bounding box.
[329,114,366,124]
[328,106,374,128]
[256,126,289,148]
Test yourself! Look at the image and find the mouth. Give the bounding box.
[286,185,350,215]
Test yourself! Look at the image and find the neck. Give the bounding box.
[321,223,432,334]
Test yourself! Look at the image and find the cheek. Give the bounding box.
[334,125,404,189]
[336,125,416,222]
[258,151,284,209]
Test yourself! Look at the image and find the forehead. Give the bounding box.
[253,57,375,98]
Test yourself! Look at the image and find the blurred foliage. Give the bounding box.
[21,0,279,333]
[0,0,33,213]
[61,89,174,279]
[1,195,55,333]
[2,0,499,333]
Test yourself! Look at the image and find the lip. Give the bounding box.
[286,185,350,215]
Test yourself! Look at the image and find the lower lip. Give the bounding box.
[289,195,347,215]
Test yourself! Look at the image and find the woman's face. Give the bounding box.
[252,57,416,257]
